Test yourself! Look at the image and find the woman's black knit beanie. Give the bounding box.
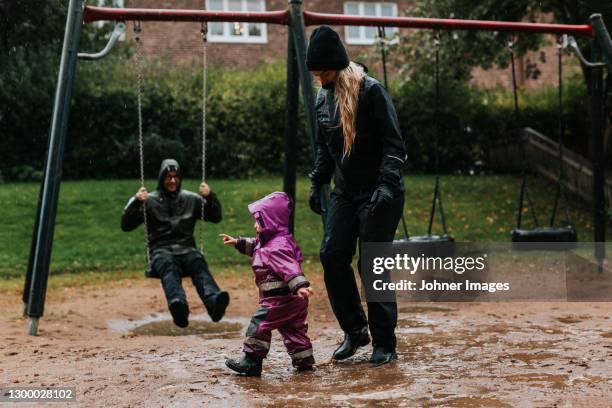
[306,26,350,71]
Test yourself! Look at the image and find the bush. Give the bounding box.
[390,71,589,173]
[2,54,313,181]
[6,165,43,182]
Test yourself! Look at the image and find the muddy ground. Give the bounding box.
[1,272,611,407]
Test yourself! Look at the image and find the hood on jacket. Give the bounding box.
[248,192,293,241]
[354,61,368,73]
[157,158,182,193]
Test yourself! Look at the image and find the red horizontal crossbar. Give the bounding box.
[82,6,289,25]
[303,11,594,37]
[82,6,594,37]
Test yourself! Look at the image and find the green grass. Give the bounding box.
[0,175,605,281]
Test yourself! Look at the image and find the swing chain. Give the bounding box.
[133,22,152,270]
[429,30,449,236]
[376,26,386,47]
[433,30,440,48]
[554,34,573,227]
[201,21,208,42]
[507,38,519,120]
[200,22,208,254]
[509,37,540,229]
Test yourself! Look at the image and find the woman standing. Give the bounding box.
[307,26,406,366]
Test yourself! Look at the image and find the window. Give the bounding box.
[95,0,125,36]
[205,0,267,43]
[344,2,398,45]
[97,0,124,7]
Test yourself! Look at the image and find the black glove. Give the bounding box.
[309,182,323,215]
[369,184,394,216]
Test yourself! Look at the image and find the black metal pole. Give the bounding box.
[22,176,45,315]
[288,0,329,222]
[590,38,606,271]
[284,28,299,233]
[26,0,85,335]
[590,14,612,72]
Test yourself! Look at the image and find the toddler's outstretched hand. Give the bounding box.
[219,234,237,246]
[297,287,314,299]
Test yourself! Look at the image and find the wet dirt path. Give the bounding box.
[1,274,611,407]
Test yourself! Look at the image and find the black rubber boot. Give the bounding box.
[207,291,230,322]
[225,354,263,377]
[295,365,315,372]
[169,298,189,328]
[332,328,370,360]
[369,346,398,367]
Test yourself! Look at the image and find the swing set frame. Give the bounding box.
[24,0,612,335]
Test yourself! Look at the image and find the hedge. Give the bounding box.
[0,55,591,182]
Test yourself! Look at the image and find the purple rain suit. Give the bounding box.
[234,192,314,368]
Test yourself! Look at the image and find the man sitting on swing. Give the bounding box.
[121,158,230,328]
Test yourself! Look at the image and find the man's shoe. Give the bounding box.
[332,329,370,360]
[225,354,263,377]
[169,299,189,328]
[208,291,230,322]
[369,346,398,367]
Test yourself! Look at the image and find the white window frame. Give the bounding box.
[96,0,124,27]
[204,0,268,44]
[343,2,399,45]
[95,0,125,40]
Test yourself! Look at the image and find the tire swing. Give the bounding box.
[132,22,211,277]
[509,36,577,250]
[383,30,454,257]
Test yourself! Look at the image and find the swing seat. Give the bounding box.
[394,235,455,258]
[511,226,577,250]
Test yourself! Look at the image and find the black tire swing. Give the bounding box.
[379,29,454,255]
[132,22,211,277]
[509,36,578,249]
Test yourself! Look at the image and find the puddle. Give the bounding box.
[233,360,412,405]
[132,320,242,337]
[511,340,560,350]
[397,326,435,335]
[555,315,586,324]
[528,325,565,335]
[399,305,456,314]
[506,352,557,363]
[482,324,518,334]
[107,314,244,337]
[398,318,435,328]
[431,396,513,407]
[504,373,568,390]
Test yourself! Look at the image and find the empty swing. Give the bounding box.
[509,36,578,249]
[385,30,454,255]
[132,22,211,277]
[376,26,410,241]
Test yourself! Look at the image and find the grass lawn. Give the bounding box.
[0,175,604,282]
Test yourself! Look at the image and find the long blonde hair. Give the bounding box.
[334,61,365,157]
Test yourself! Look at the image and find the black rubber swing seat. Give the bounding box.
[511,226,577,250]
[394,235,455,258]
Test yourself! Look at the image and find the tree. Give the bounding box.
[0,0,119,180]
[393,0,611,158]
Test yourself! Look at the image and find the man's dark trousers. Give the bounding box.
[153,251,221,311]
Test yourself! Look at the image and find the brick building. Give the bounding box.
[111,0,574,90]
